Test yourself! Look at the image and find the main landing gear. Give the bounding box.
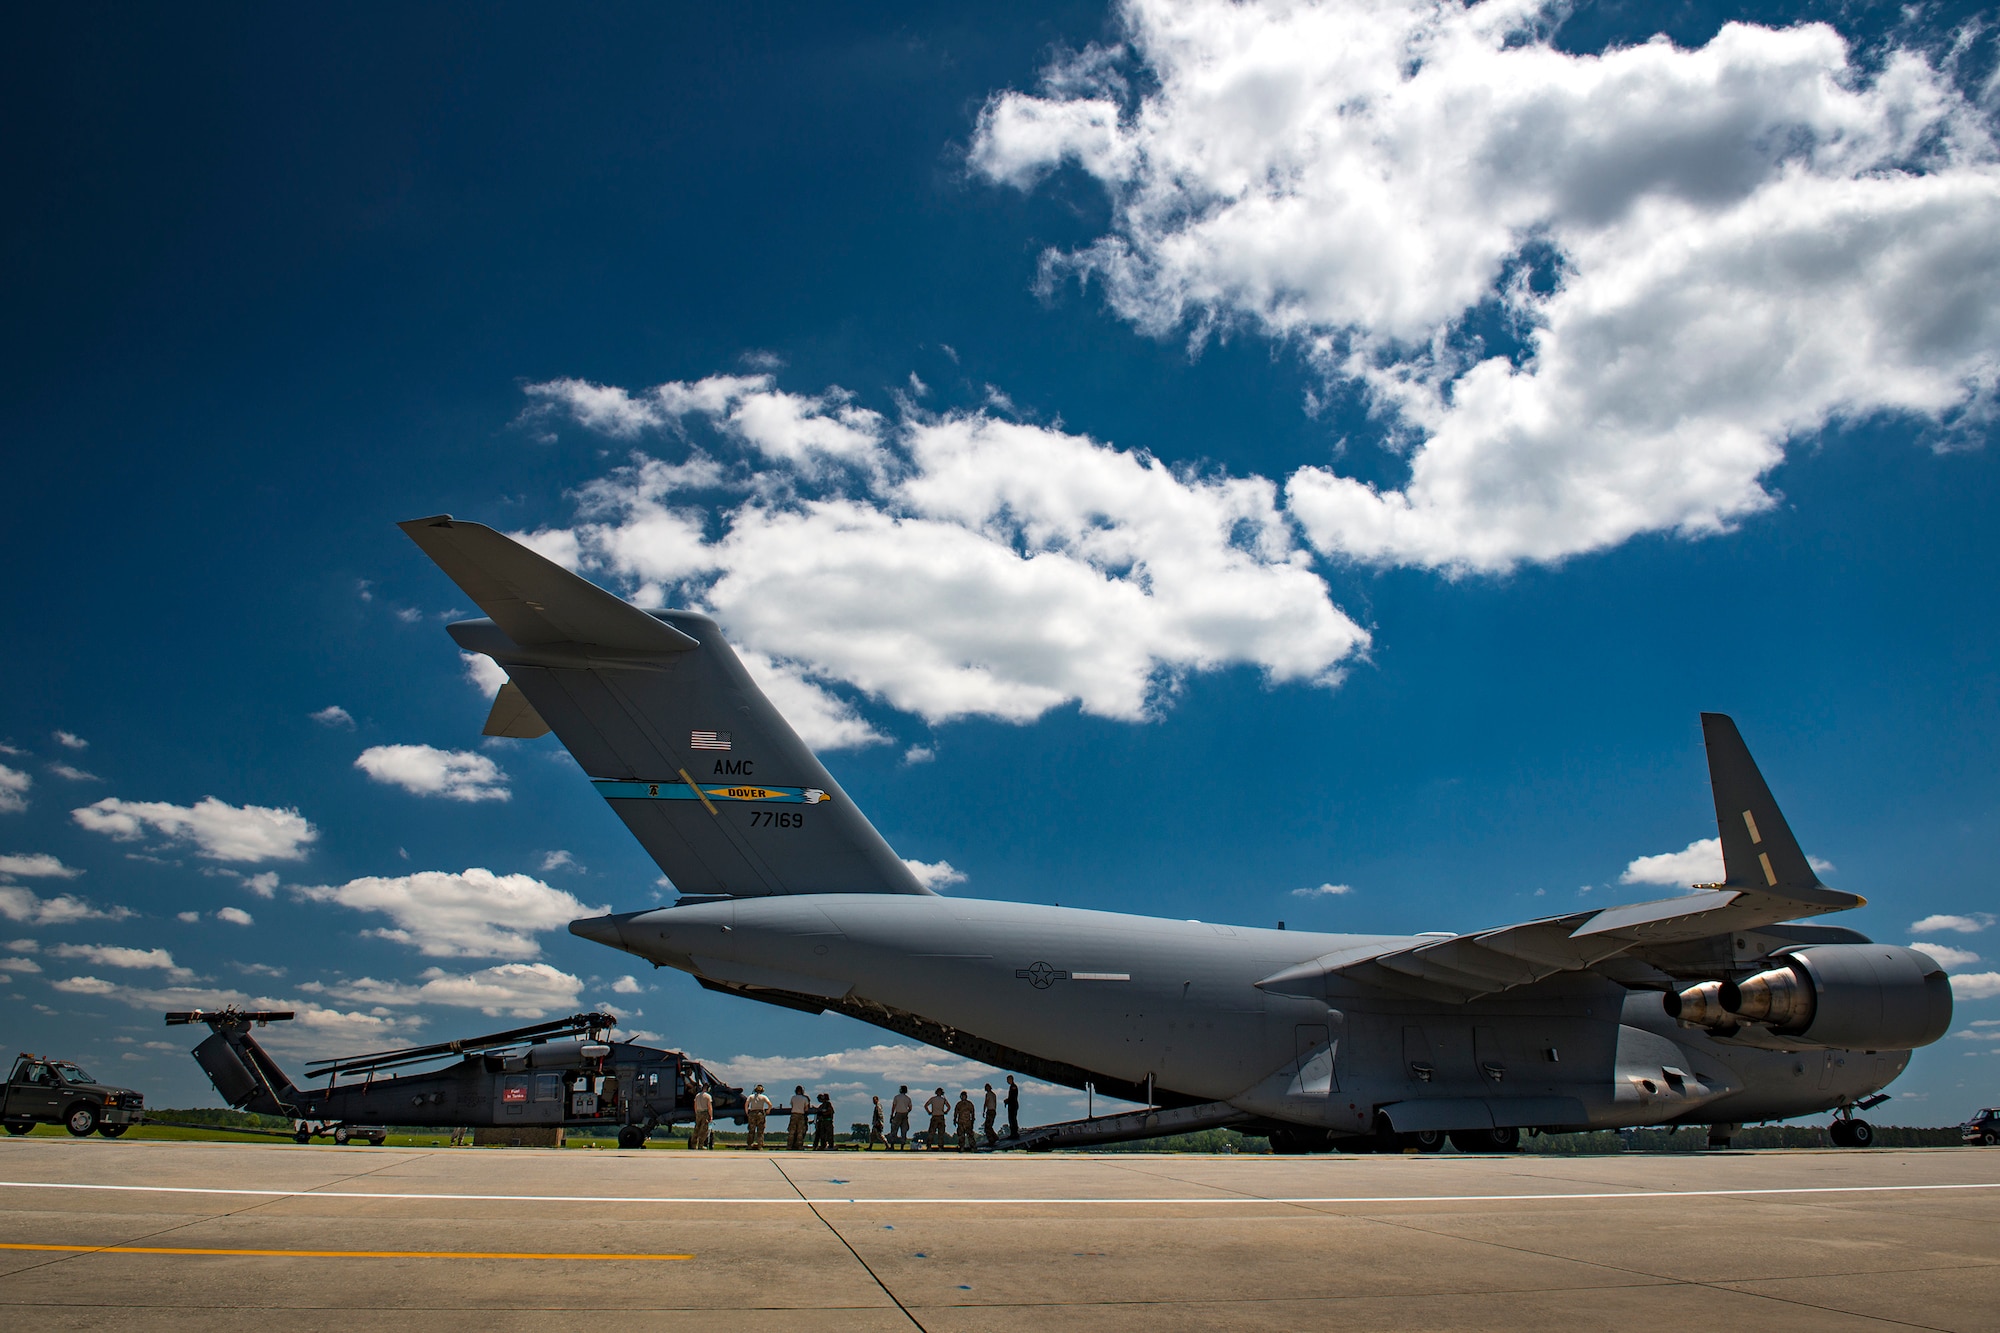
[1829,1093,1888,1148]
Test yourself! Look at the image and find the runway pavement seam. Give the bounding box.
[769,1157,927,1332]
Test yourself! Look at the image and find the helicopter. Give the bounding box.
[166,1008,744,1147]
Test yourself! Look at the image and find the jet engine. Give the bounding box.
[1667,944,1951,1050]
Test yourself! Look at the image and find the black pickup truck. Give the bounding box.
[1,1054,146,1137]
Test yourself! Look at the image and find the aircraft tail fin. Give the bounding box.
[1701,713,1852,907]
[165,1010,305,1115]
[400,515,927,898]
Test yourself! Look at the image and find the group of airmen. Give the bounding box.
[698,1073,1024,1151]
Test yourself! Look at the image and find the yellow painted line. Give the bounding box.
[0,1242,690,1261]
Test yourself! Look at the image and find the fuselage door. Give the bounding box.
[1294,1023,1336,1096]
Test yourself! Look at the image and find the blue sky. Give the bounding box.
[5,0,1999,1121]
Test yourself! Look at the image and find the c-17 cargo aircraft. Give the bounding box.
[400,516,1952,1152]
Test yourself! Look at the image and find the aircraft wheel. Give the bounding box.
[96,1124,128,1139]
[1828,1120,1855,1147]
[1448,1126,1519,1153]
[617,1125,646,1149]
[3,1121,33,1136]
[64,1104,98,1138]
[1846,1120,1874,1148]
[1406,1129,1446,1153]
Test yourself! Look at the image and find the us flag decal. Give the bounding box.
[689,731,731,751]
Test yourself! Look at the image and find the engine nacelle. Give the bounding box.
[1729,945,1952,1049]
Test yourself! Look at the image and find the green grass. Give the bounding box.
[14,1111,1967,1153]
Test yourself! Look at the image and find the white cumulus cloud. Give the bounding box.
[291,868,605,959]
[54,731,87,750]
[1913,942,1981,969]
[355,745,509,802]
[0,853,82,879]
[71,796,318,863]
[973,0,2000,574]
[1620,837,1724,888]
[311,706,356,730]
[1952,972,2000,1000]
[610,974,642,994]
[216,906,254,926]
[0,764,29,814]
[48,763,98,782]
[1912,912,1995,934]
[527,373,1368,728]
[0,886,131,925]
[902,858,966,890]
[1292,882,1354,898]
[462,652,509,699]
[48,943,192,979]
[324,963,585,1018]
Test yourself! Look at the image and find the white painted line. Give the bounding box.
[1,1180,1996,1207]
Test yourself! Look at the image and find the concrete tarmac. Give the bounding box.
[3,1138,1997,1331]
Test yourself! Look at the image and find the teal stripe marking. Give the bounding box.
[593,779,823,805]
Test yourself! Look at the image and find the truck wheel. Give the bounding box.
[1983,1131,1996,1146]
[333,1127,351,1145]
[65,1104,99,1138]
[3,1121,32,1136]
[294,1130,312,1143]
[96,1124,128,1139]
[368,1134,386,1146]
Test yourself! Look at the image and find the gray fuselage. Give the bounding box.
[580,894,1906,1136]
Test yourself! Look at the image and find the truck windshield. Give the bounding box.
[51,1063,96,1085]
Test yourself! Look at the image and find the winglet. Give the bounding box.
[1701,712,1858,909]
[398,515,698,657]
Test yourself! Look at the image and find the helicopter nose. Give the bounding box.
[569,914,625,948]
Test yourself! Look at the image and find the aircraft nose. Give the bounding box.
[569,914,626,948]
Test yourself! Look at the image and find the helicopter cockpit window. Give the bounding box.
[533,1074,562,1103]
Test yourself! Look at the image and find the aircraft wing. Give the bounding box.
[1261,714,1865,1004]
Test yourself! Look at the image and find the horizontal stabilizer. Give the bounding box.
[398,515,698,658]
[482,681,550,739]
